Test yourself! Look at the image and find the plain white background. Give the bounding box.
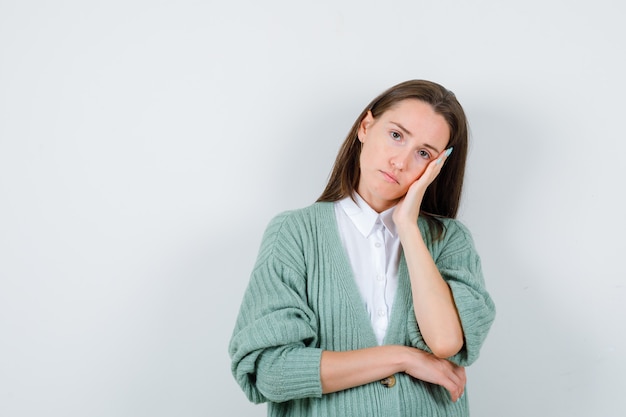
[1,1,624,416]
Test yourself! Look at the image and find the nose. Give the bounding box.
[390,151,411,171]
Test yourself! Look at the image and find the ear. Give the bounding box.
[357,110,374,143]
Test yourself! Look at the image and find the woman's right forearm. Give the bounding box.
[320,345,407,393]
[320,345,466,402]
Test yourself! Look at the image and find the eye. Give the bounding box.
[417,149,431,160]
[390,131,402,141]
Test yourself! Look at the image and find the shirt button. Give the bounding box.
[374,242,381,248]
[380,375,396,388]
[377,274,384,282]
[377,309,386,317]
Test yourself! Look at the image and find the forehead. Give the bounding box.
[379,99,434,118]
[378,99,450,140]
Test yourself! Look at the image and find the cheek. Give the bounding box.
[359,141,378,167]
[408,160,430,180]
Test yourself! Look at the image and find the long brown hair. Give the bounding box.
[317,79,469,237]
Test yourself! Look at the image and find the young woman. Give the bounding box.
[229,80,496,417]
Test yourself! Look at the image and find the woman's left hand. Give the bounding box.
[393,148,452,227]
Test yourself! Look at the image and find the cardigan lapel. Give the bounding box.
[317,202,380,348]
[383,252,411,345]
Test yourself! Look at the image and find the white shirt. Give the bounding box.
[334,194,401,345]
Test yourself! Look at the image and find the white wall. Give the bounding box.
[1,1,624,416]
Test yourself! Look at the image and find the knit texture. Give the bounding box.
[229,202,496,417]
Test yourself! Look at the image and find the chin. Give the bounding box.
[376,195,403,210]
[379,190,407,203]
[375,186,403,198]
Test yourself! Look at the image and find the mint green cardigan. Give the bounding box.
[229,202,495,417]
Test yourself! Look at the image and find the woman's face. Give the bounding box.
[357,99,450,212]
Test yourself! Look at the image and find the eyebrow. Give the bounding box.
[390,121,443,154]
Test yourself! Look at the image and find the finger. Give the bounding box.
[434,361,463,402]
[419,147,453,185]
[456,366,467,387]
[452,366,466,401]
[436,147,454,165]
[443,364,465,402]
[448,368,463,390]
[444,380,462,402]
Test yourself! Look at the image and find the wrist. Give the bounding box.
[396,221,421,240]
[388,345,411,374]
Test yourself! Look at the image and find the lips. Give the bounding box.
[380,170,399,184]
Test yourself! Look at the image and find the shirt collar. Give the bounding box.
[338,194,398,238]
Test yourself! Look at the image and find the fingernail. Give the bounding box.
[436,158,443,165]
[445,147,454,157]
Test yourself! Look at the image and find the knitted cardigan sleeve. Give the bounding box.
[407,218,496,366]
[228,211,323,404]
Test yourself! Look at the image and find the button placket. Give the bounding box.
[372,221,389,341]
